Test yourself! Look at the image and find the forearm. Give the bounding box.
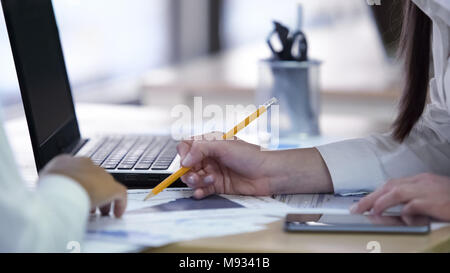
[266,148,334,194]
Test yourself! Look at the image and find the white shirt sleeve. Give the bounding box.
[317,0,450,195]
[0,114,89,252]
[317,119,450,194]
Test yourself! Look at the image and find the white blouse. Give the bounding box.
[317,0,450,194]
[0,108,89,252]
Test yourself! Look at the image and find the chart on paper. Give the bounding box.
[128,195,244,214]
[125,188,286,214]
[86,188,291,247]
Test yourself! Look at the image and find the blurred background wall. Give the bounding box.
[0,0,405,136]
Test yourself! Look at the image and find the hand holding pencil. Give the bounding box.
[144,98,278,200]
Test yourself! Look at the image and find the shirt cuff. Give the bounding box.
[38,174,90,224]
[316,139,386,195]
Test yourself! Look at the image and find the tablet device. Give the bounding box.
[285,214,430,234]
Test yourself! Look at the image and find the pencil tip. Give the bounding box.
[143,192,156,201]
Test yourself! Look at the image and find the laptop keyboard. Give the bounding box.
[77,136,177,171]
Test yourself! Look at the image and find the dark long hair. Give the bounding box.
[392,0,432,142]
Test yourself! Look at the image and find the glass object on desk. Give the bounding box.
[257,59,321,139]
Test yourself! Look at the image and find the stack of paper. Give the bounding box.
[86,188,291,247]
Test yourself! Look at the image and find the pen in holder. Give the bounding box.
[257,20,321,139]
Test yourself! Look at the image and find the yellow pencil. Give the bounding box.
[143,97,278,201]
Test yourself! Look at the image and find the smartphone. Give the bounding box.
[285,214,430,234]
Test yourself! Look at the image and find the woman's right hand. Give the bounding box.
[177,132,334,199]
[40,155,127,217]
[177,133,274,199]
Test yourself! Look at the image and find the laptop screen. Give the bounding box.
[2,0,80,169]
[3,0,75,144]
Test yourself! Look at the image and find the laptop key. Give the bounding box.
[103,164,119,170]
[134,164,152,170]
[91,160,104,166]
[118,165,135,170]
[151,166,169,170]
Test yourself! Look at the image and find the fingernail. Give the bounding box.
[349,203,358,214]
[204,175,214,184]
[182,153,193,167]
[194,188,204,199]
[188,175,195,184]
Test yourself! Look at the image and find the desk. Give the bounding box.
[151,221,450,253]
[5,103,450,253]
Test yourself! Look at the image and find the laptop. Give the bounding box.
[1,0,183,188]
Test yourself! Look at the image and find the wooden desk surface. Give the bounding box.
[150,220,450,253]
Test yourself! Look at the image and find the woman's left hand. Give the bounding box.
[350,173,450,221]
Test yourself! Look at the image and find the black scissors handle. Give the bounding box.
[290,30,308,62]
[266,22,291,61]
[267,21,308,62]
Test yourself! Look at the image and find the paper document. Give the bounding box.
[125,188,290,215]
[274,193,362,214]
[275,193,403,215]
[86,188,290,247]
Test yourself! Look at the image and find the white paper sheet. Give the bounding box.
[85,189,290,247]
[274,193,361,214]
[274,193,403,215]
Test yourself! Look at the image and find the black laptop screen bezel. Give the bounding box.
[1,0,82,171]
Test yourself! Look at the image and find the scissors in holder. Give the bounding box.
[267,21,308,62]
